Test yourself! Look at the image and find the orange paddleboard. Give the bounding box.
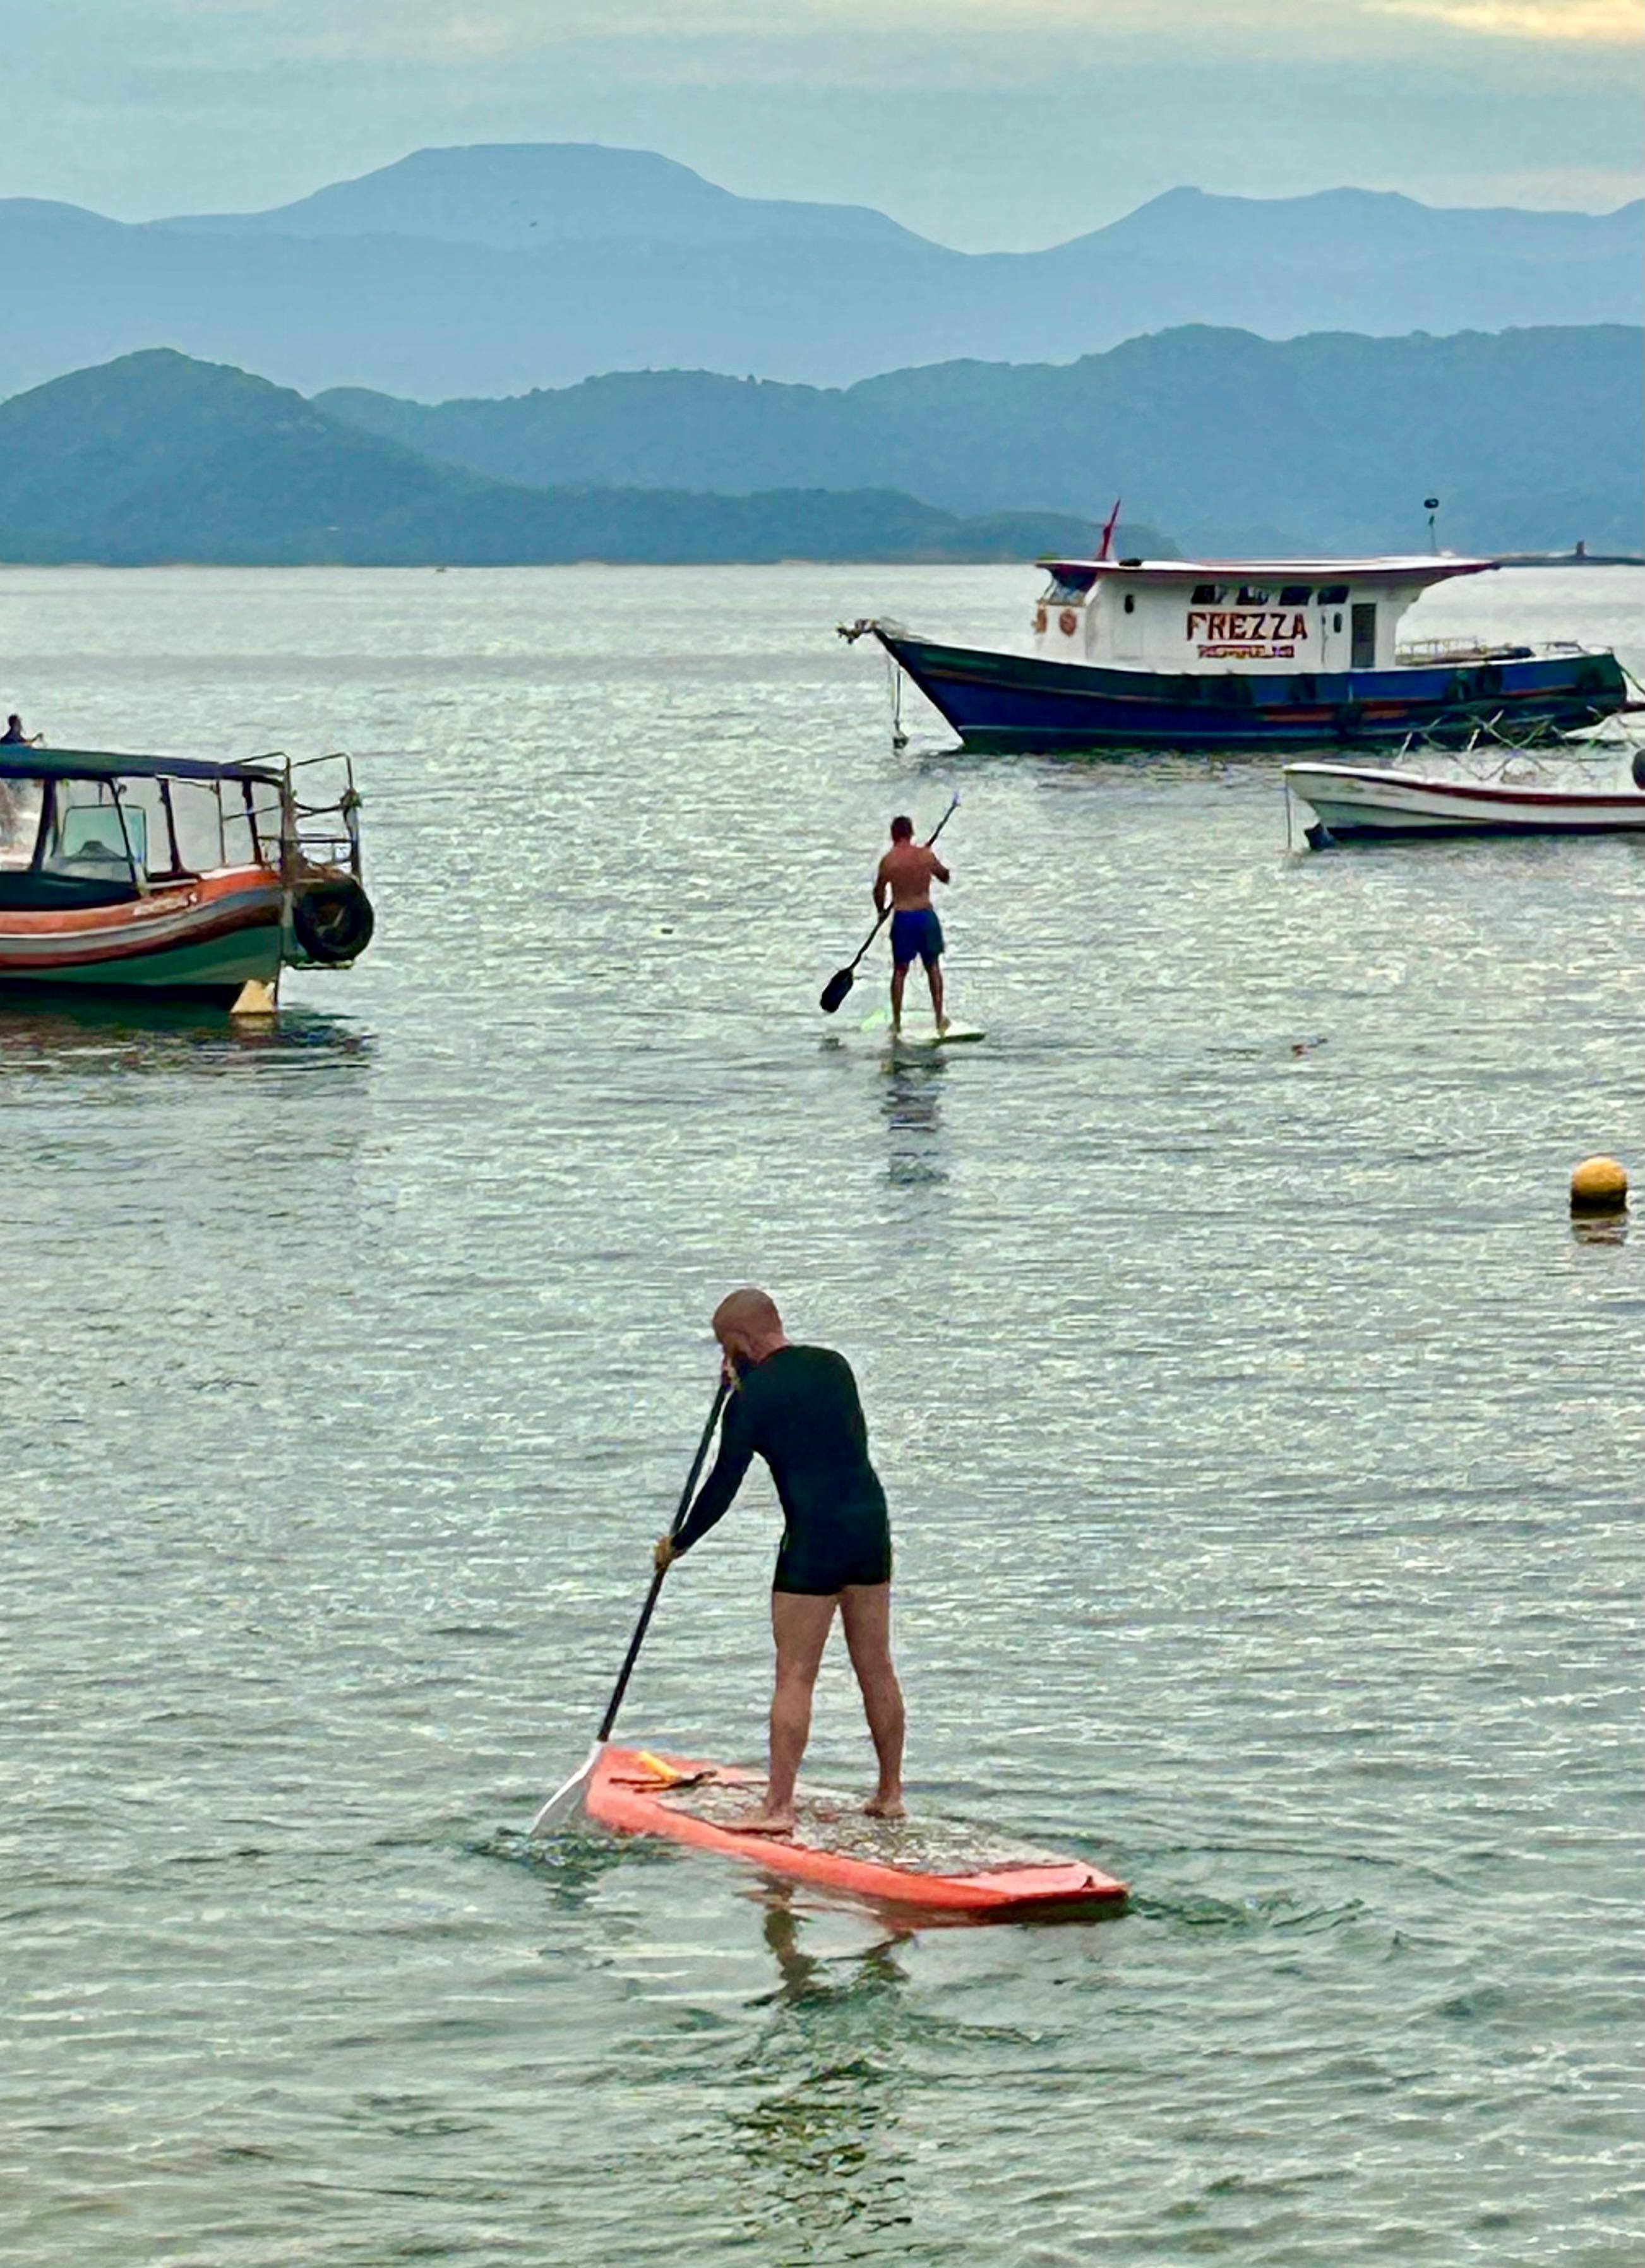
[586,1745,1127,1919]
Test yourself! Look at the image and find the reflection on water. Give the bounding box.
[729,1895,914,2262]
[4,565,1640,2268]
[879,1056,947,1187]
[0,995,372,1078]
[1570,1214,1630,1248]
[755,1892,912,2010]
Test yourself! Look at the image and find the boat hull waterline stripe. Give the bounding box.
[878,631,1627,753]
[0,870,286,998]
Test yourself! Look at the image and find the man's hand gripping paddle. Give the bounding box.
[530,1376,730,1836]
[818,793,959,1015]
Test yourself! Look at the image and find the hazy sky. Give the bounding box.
[6,0,1642,248]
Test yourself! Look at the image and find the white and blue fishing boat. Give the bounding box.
[844,553,1629,753]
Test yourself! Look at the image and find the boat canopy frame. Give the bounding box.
[0,747,364,900]
[0,747,285,787]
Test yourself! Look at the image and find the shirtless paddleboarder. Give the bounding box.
[654,1288,905,1834]
[874,815,950,1035]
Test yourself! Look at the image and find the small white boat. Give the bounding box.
[1285,746,1645,845]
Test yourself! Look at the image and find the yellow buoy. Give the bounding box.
[1570,1155,1629,1214]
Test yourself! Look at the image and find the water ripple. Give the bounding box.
[1,565,1640,2267]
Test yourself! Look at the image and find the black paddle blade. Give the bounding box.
[819,966,855,1015]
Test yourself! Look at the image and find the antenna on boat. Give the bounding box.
[1098,497,1122,561]
[1425,496,1440,554]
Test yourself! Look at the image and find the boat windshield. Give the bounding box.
[1041,568,1098,604]
[0,777,44,868]
[21,772,280,881]
[40,780,158,883]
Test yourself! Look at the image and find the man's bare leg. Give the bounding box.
[890,962,908,1032]
[727,1591,837,1834]
[840,1583,905,1818]
[924,958,947,1034]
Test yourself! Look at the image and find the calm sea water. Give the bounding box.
[3,565,1641,2267]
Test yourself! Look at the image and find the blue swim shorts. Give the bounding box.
[890,907,944,967]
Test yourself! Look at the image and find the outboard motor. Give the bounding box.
[289,873,375,965]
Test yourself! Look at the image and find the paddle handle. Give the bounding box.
[846,793,960,972]
[595,1376,729,1743]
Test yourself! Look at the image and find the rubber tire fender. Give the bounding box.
[291,874,375,964]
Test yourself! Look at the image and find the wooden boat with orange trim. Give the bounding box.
[0,746,373,1008]
[585,1745,1127,1920]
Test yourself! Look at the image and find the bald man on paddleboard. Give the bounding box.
[654,1289,905,1834]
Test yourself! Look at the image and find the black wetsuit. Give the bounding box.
[673,1344,892,1595]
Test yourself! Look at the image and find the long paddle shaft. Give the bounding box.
[818,794,959,1015]
[596,1376,729,1740]
[529,1378,730,1834]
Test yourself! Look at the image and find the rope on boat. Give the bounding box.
[887,650,908,752]
[1391,698,1645,776]
[836,617,911,752]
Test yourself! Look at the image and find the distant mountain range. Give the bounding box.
[321,324,1645,556]
[0,352,1128,566]
[0,325,1635,565]
[0,143,1639,399]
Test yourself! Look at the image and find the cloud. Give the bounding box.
[8,0,1639,241]
[1372,0,1642,40]
[155,0,1423,74]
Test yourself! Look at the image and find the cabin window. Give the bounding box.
[1333,612,1343,634]
[60,804,147,868]
[169,780,227,874]
[41,784,149,878]
[1236,585,1270,605]
[222,796,262,869]
[0,777,44,867]
[1122,594,1136,613]
[1279,584,1312,605]
[1190,583,1226,605]
[1317,583,1349,604]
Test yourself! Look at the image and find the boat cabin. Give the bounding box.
[1032,556,1497,675]
[0,745,372,984]
[0,749,287,909]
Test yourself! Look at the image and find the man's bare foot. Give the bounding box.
[864,1793,906,1820]
[725,1808,796,1837]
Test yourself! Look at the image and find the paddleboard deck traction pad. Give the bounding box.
[586,1746,1127,1918]
[858,1008,985,1046]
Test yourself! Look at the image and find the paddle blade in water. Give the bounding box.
[819,967,855,1014]
[530,1741,602,1835]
